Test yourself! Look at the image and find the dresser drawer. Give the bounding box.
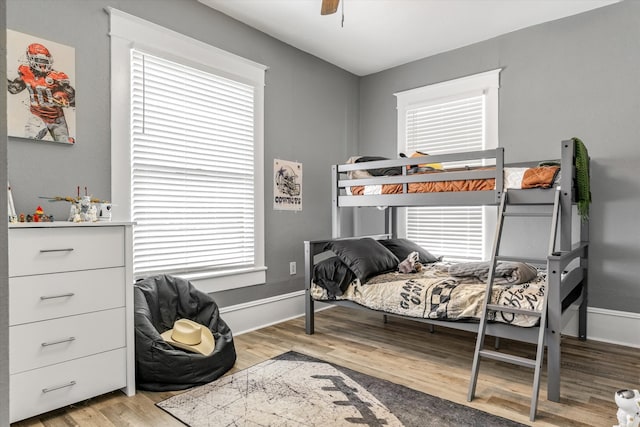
[9,267,125,325]
[10,308,126,374]
[10,348,126,423]
[9,226,124,276]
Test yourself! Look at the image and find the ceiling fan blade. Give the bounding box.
[321,0,340,15]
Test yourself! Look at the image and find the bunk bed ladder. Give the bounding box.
[467,187,561,421]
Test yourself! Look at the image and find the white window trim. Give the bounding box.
[108,8,267,291]
[395,69,500,152]
[394,69,501,259]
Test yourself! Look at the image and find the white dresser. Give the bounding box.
[8,222,135,423]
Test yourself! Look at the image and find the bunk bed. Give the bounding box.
[304,139,589,405]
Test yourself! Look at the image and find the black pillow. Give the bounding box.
[354,156,402,176]
[312,256,356,298]
[325,238,399,283]
[379,238,440,264]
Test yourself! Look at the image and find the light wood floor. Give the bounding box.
[13,306,639,426]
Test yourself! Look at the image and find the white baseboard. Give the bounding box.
[562,305,640,348]
[221,291,640,349]
[219,290,307,336]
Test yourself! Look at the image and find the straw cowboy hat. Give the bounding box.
[161,318,215,356]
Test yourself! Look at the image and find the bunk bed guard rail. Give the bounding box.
[332,148,504,238]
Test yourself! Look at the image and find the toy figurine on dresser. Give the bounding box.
[39,186,107,223]
[69,195,97,222]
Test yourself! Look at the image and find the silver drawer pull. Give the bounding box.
[41,337,76,347]
[39,248,74,253]
[40,293,75,300]
[42,381,76,393]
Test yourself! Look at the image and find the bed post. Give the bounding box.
[392,207,400,238]
[579,179,590,341]
[560,138,589,340]
[385,207,393,237]
[546,259,562,402]
[545,140,578,402]
[495,147,504,204]
[559,140,573,251]
[332,165,340,239]
[579,243,589,340]
[304,240,315,335]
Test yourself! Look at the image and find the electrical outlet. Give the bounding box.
[289,261,296,275]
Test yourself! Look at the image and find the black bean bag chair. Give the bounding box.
[134,274,236,391]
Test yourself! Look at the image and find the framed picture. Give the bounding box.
[273,159,302,211]
[6,30,76,144]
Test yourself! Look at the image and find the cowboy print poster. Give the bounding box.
[274,159,302,211]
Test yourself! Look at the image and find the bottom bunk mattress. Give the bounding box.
[311,261,546,328]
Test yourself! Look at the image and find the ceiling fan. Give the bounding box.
[321,0,340,15]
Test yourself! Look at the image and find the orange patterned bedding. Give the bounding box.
[348,165,559,195]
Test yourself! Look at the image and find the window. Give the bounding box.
[109,9,267,291]
[395,70,500,262]
[130,50,257,277]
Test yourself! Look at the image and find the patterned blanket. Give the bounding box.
[311,262,546,327]
[346,165,560,196]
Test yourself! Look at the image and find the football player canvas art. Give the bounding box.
[6,30,76,144]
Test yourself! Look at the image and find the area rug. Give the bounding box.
[157,351,525,427]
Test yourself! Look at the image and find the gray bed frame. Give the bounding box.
[304,139,589,403]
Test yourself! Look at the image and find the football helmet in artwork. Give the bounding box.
[26,43,54,74]
[276,165,301,197]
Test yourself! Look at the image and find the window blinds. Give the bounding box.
[131,50,256,277]
[406,95,485,262]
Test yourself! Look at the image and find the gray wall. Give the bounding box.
[6,0,359,306]
[358,0,640,313]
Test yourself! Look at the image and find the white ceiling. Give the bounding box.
[198,0,619,76]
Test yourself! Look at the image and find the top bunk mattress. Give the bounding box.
[346,165,560,196]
